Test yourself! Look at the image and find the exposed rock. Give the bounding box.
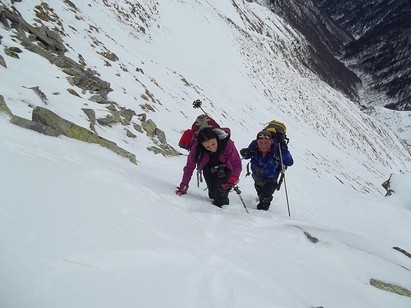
[133,123,143,133]
[0,7,11,28]
[0,5,182,163]
[137,113,147,122]
[88,94,106,103]
[385,97,411,112]
[0,95,13,116]
[62,67,80,76]
[142,118,156,134]
[32,106,137,164]
[27,86,47,104]
[2,7,65,53]
[1,7,112,104]
[303,230,319,244]
[370,279,411,297]
[295,226,319,243]
[140,103,155,112]
[126,129,136,138]
[119,108,135,125]
[10,115,61,136]
[82,108,96,132]
[382,174,394,196]
[99,50,119,61]
[97,113,121,126]
[155,127,167,144]
[147,144,180,157]
[8,46,22,53]
[393,246,411,259]
[106,103,117,112]
[4,46,19,58]
[69,72,111,92]
[0,54,7,68]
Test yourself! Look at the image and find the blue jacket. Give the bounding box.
[247,140,293,180]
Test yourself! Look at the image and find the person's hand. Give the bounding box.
[176,183,189,196]
[240,148,256,159]
[219,176,239,192]
[279,138,288,151]
[276,133,288,151]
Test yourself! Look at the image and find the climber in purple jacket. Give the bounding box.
[176,127,242,207]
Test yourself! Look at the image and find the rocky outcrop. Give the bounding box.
[370,279,411,297]
[381,174,394,196]
[31,106,137,164]
[0,4,180,159]
[0,95,12,116]
[1,6,112,104]
[10,115,60,137]
[0,96,137,164]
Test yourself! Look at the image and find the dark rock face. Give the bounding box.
[313,0,411,109]
[313,0,409,38]
[266,0,361,101]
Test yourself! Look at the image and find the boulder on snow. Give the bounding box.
[32,106,137,164]
[0,95,13,116]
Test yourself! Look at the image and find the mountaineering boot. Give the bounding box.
[257,196,272,211]
[213,197,229,208]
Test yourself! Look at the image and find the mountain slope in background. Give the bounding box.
[265,0,360,102]
[313,0,411,110]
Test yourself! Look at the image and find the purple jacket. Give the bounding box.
[180,128,242,186]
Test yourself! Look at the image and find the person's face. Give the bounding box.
[257,138,272,152]
[202,138,218,152]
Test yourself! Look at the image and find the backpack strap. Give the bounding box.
[195,148,205,187]
[196,167,203,187]
[245,162,251,177]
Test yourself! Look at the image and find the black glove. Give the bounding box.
[240,148,256,159]
[274,133,288,151]
[275,132,285,142]
[279,138,288,151]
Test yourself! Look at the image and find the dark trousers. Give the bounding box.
[252,174,278,210]
[203,165,231,207]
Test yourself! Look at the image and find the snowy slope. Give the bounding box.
[0,1,410,307]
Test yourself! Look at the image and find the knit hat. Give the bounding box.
[256,130,272,140]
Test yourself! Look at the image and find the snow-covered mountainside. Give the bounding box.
[1,1,411,307]
[0,1,409,190]
[264,0,360,102]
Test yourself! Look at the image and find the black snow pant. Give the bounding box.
[252,174,278,210]
[202,164,232,207]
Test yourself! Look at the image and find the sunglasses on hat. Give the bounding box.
[257,132,271,140]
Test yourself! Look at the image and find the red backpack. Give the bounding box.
[178,114,220,150]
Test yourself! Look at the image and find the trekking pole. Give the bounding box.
[276,172,284,190]
[233,186,249,214]
[192,99,209,116]
[278,144,291,217]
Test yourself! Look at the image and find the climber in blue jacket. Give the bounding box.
[240,130,293,210]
